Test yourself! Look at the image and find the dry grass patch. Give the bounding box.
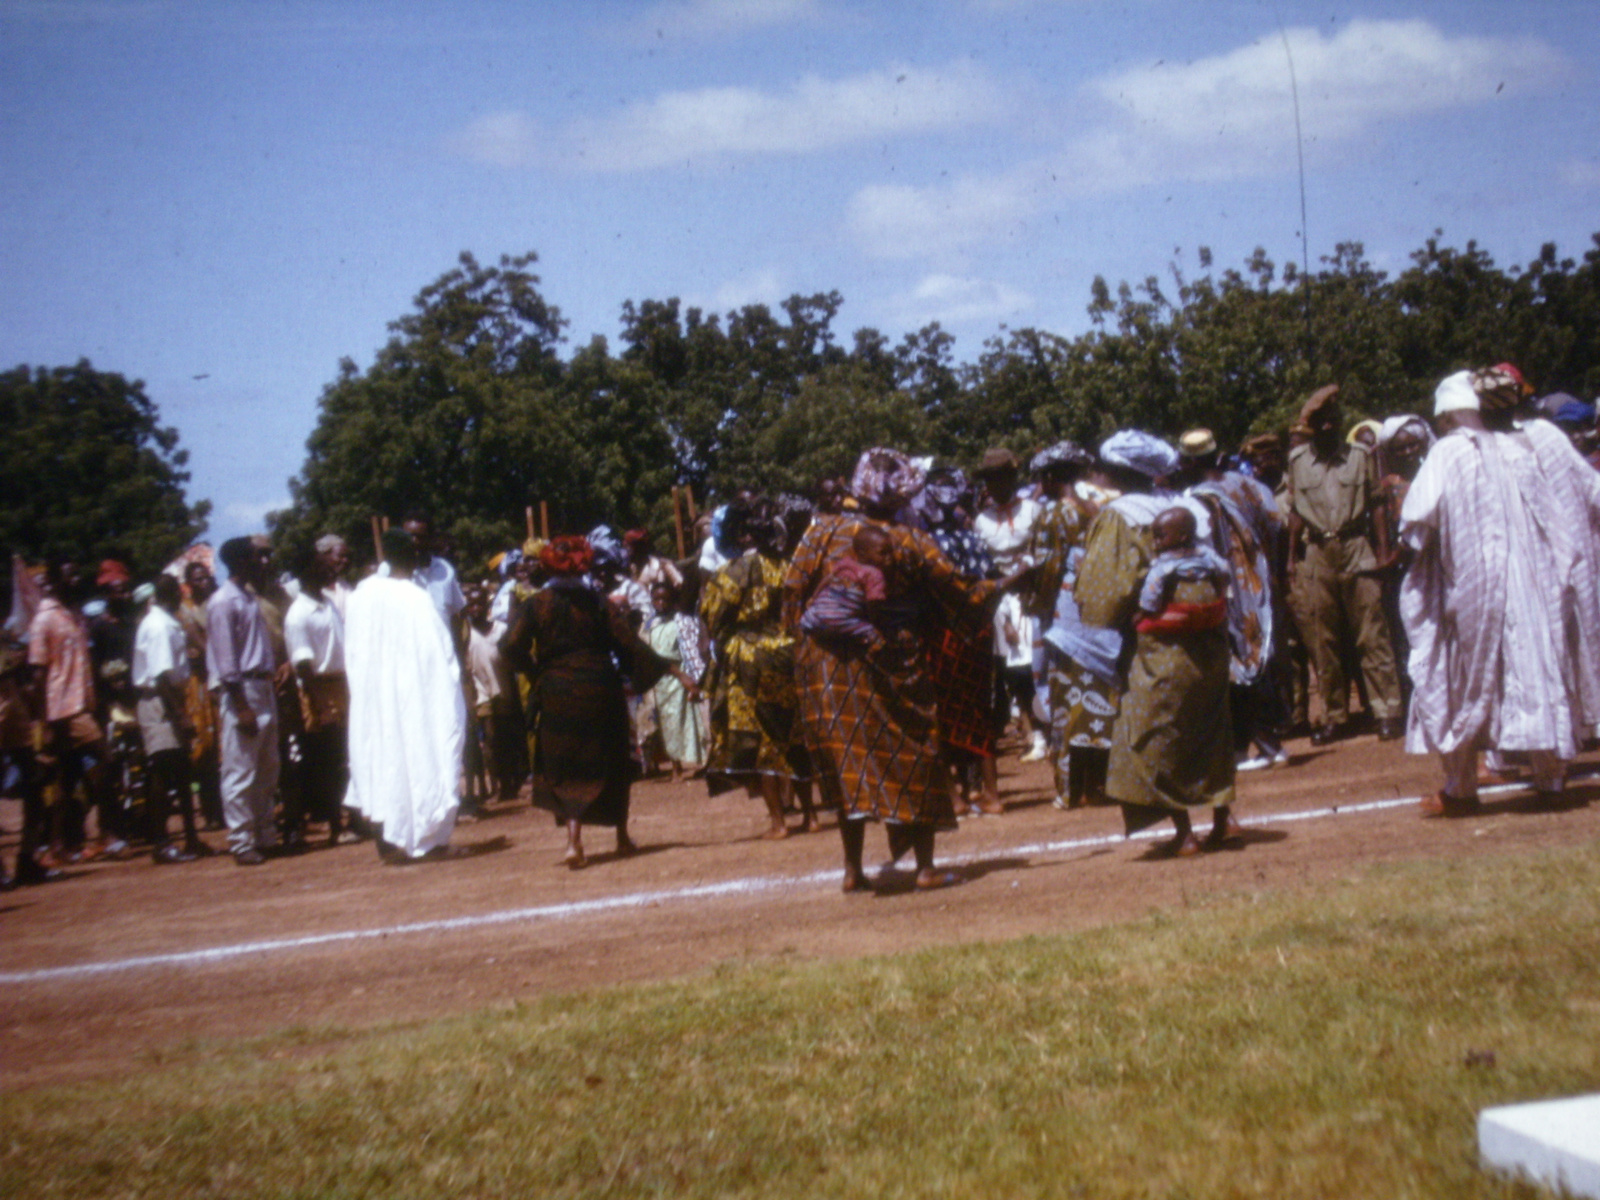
[5,841,1599,1198]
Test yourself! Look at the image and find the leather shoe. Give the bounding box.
[233,848,266,867]
[1376,717,1404,742]
[1309,723,1344,747]
[153,844,198,865]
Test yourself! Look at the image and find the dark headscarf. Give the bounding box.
[1471,366,1524,413]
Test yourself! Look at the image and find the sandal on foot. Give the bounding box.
[915,869,963,891]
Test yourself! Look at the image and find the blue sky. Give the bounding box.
[3,0,1596,548]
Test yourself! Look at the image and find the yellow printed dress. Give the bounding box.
[700,551,807,793]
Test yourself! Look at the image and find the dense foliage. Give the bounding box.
[278,233,1600,567]
[0,361,210,575]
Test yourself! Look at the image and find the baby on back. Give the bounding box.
[1136,506,1231,634]
[800,523,892,651]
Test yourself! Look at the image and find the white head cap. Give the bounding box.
[1433,370,1479,416]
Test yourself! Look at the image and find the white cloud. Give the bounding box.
[847,168,1042,259]
[707,268,784,312]
[1082,18,1562,185]
[892,273,1033,326]
[849,19,1562,260]
[448,110,543,168]
[634,0,820,39]
[566,62,1003,171]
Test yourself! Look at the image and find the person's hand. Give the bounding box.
[1358,552,1401,578]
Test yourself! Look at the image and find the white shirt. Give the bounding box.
[284,589,346,676]
[465,622,515,709]
[975,495,1044,574]
[132,606,189,690]
[379,556,465,624]
[490,578,517,626]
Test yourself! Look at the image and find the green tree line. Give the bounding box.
[8,231,1598,579]
[278,233,1600,567]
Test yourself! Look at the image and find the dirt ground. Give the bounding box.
[3,733,1598,1092]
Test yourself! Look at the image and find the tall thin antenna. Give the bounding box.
[1278,14,1315,368]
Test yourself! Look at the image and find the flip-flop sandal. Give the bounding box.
[915,870,964,891]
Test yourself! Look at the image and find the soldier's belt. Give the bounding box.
[1303,521,1367,546]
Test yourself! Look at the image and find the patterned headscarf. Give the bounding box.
[773,492,815,532]
[1030,440,1093,474]
[851,447,926,509]
[586,524,625,570]
[1471,366,1524,413]
[539,536,593,577]
[1098,430,1178,479]
[922,466,970,511]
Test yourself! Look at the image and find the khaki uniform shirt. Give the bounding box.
[1286,441,1377,537]
[1286,442,1379,575]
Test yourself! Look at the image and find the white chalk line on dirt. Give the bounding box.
[0,776,1568,985]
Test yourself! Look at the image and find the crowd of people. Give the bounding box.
[5,364,1600,891]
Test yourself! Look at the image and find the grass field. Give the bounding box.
[5,839,1599,1199]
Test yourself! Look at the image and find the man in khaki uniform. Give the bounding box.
[1285,385,1403,744]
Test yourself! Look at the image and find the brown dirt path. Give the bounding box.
[3,733,1598,1091]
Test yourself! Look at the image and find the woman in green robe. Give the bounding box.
[1074,431,1237,857]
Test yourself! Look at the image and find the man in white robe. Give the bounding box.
[345,530,466,859]
[1400,368,1600,814]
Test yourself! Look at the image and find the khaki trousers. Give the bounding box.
[1294,537,1401,724]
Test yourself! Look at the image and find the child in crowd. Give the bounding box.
[799,523,892,651]
[463,585,525,805]
[1136,507,1231,633]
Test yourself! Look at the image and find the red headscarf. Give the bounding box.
[539,535,593,577]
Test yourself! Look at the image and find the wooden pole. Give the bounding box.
[539,501,550,540]
[684,486,698,523]
[525,506,535,542]
[371,516,385,563]
[671,487,686,559]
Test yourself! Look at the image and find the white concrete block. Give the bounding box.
[1479,1093,1600,1198]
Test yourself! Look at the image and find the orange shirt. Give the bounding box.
[27,598,96,722]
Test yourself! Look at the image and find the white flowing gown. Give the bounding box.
[1400,420,1600,760]
[344,575,466,856]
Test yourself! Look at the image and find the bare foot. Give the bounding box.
[615,834,639,857]
[914,868,963,891]
[563,846,586,870]
[762,825,791,841]
[841,867,872,894]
